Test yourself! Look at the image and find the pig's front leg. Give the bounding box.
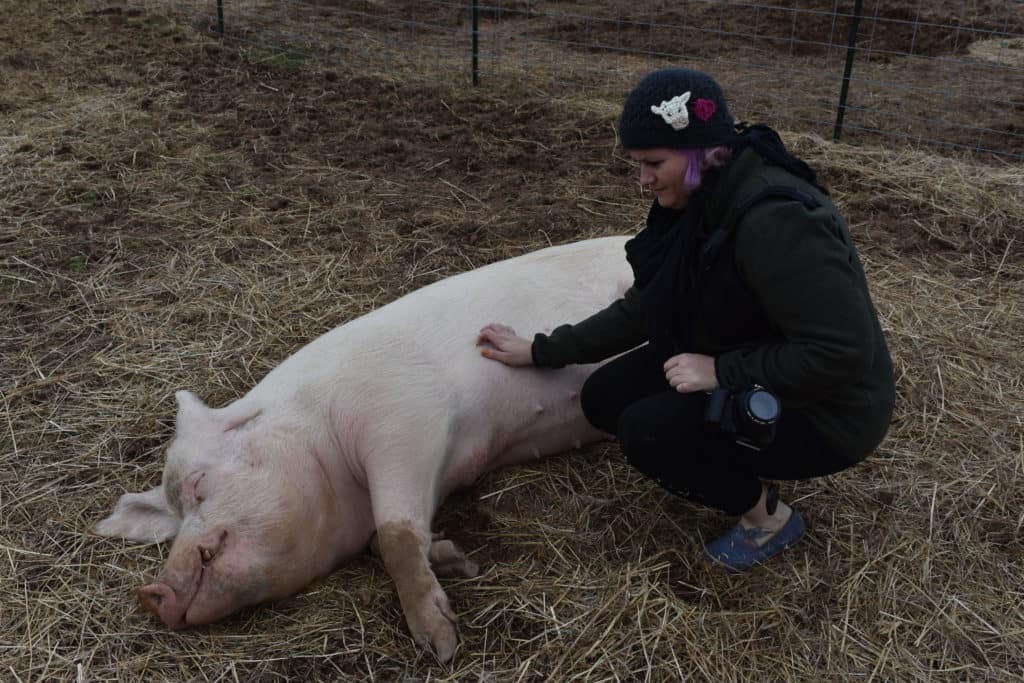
[365,434,460,662]
[369,532,479,579]
[376,519,459,661]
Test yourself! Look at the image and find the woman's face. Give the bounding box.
[629,148,691,209]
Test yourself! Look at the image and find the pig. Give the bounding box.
[96,236,633,662]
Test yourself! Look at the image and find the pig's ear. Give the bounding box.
[175,390,212,424]
[220,404,262,432]
[177,390,260,433]
[94,486,179,543]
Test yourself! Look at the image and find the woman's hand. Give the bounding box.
[476,323,534,367]
[664,353,718,393]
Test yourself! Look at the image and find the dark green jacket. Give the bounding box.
[533,148,895,461]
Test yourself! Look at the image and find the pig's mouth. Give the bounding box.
[138,532,225,629]
[182,562,210,627]
[137,564,203,629]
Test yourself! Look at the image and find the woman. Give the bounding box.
[476,68,895,572]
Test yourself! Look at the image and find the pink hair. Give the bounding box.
[682,146,733,191]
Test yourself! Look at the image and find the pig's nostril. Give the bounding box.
[139,584,173,618]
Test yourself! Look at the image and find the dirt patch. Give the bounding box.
[530,1,1022,59]
[190,0,1024,158]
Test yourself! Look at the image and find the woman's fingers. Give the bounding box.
[477,322,532,366]
[480,347,506,362]
[665,366,693,392]
[664,356,717,393]
[477,323,517,345]
[481,343,529,366]
[478,330,509,350]
[476,327,502,346]
[479,323,515,335]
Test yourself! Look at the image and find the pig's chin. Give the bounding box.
[182,596,224,628]
[184,567,288,627]
[175,578,216,629]
[183,604,229,627]
[182,574,250,627]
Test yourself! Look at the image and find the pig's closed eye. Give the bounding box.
[191,472,208,506]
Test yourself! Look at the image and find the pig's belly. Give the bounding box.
[440,362,610,495]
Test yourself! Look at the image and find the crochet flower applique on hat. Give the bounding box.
[650,92,691,130]
[693,97,717,122]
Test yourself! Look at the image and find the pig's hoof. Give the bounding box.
[429,539,479,579]
[409,590,459,663]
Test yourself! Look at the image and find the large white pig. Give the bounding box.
[96,236,632,662]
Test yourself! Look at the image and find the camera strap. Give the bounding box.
[698,185,821,272]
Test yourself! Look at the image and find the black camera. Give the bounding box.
[704,385,781,451]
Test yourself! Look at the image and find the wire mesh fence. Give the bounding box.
[151,1,1024,160]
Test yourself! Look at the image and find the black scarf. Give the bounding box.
[624,124,823,361]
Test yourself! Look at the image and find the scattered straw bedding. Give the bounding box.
[2,2,1022,681]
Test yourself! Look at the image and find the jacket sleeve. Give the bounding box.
[531,286,647,369]
[714,200,879,399]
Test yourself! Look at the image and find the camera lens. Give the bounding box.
[745,389,780,424]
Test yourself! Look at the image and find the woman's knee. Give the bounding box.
[616,402,661,469]
[579,368,619,434]
[616,394,709,469]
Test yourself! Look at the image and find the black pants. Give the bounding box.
[581,344,854,516]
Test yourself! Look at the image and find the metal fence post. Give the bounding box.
[472,0,479,86]
[833,0,863,141]
[180,0,1023,160]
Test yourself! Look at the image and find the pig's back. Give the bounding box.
[317,236,632,357]
[385,236,631,337]
[251,237,634,474]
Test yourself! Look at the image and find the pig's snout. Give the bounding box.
[139,583,187,630]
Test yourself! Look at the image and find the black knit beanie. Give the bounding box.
[618,68,735,149]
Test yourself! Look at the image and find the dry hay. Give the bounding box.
[968,37,1024,67]
[162,0,1024,158]
[2,1,1023,681]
